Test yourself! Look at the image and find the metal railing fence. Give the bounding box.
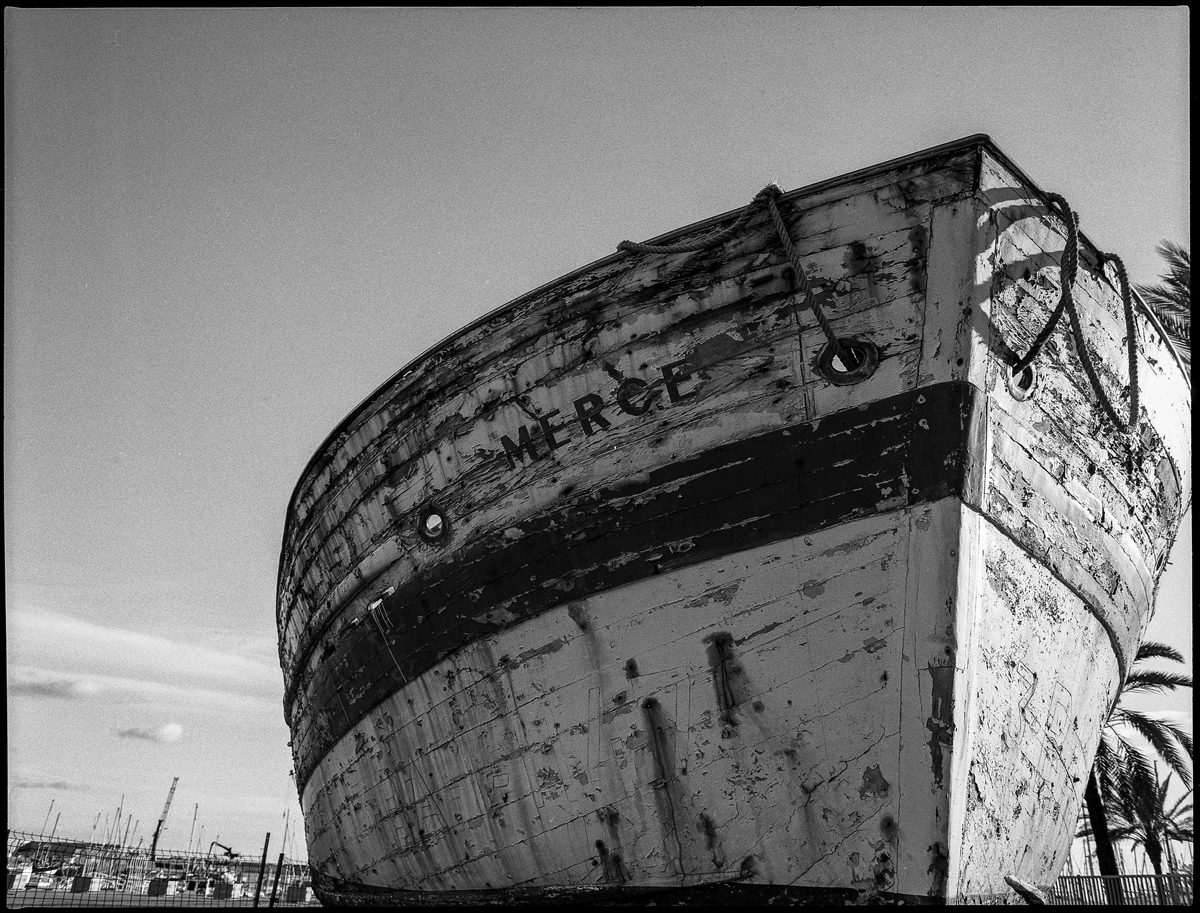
[1049,873,1193,905]
[6,829,320,908]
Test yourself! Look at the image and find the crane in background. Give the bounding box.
[209,840,240,859]
[149,777,179,862]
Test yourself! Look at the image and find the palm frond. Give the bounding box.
[1151,241,1189,292]
[1134,641,1188,664]
[1119,745,1159,812]
[1102,757,1197,873]
[1122,669,1194,695]
[1107,824,1138,842]
[1167,807,1194,827]
[1094,732,1118,762]
[1092,736,1127,803]
[1156,775,1173,806]
[1175,727,1194,760]
[1165,791,1193,820]
[1161,811,1190,835]
[1088,631,1193,876]
[1096,742,1153,812]
[1112,708,1193,787]
[1135,241,1191,372]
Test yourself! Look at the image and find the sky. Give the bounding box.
[5,7,1190,861]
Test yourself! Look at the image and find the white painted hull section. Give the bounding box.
[301,497,1117,899]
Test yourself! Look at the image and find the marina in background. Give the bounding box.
[5,828,318,908]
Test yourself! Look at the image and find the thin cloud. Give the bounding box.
[9,664,278,713]
[9,674,102,700]
[10,608,281,696]
[14,779,85,791]
[116,722,184,743]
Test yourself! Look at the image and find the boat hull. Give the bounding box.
[278,136,1190,903]
[297,497,1123,901]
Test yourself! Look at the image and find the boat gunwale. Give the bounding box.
[275,133,1188,626]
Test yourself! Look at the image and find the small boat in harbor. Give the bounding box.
[277,134,1190,904]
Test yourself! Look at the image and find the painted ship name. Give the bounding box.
[499,358,696,470]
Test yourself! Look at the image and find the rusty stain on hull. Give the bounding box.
[277,136,1190,904]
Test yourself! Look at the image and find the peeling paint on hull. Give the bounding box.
[277,136,1190,904]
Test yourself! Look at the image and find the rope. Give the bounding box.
[618,184,843,359]
[1012,193,1139,434]
[758,186,843,361]
[616,187,773,254]
[1098,251,1140,432]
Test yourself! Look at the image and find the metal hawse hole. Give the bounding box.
[1006,362,1038,401]
[816,338,879,386]
[418,507,449,543]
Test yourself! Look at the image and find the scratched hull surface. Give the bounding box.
[277,136,1190,903]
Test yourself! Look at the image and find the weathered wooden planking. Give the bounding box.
[287,383,976,795]
[277,136,1192,904]
[282,193,929,554]
[279,208,936,681]
[279,168,954,716]
[977,149,1190,492]
[940,148,1191,899]
[949,513,1119,897]
[972,148,1190,675]
[276,146,981,662]
[300,505,955,897]
[281,142,977,556]
[296,503,1120,902]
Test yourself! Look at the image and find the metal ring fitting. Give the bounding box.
[1006,362,1039,401]
[816,338,879,386]
[417,506,450,543]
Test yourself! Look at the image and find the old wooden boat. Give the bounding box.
[277,135,1190,904]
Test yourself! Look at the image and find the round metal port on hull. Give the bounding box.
[816,338,879,386]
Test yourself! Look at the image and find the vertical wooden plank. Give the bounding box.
[893,500,960,898]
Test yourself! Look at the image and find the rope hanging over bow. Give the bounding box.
[617,185,1140,431]
[618,185,845,362]
[1012,193,1140,434]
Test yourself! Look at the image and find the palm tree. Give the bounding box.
[1136,241,1190,374]
[1083,641,1193,901]
[1109,774,1193,878]
[1157,788,1194,875]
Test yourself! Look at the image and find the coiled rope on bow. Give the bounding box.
[1012,193,1140,434]
[618,185,845,362]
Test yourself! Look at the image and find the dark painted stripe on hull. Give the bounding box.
[291,381,976,794]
